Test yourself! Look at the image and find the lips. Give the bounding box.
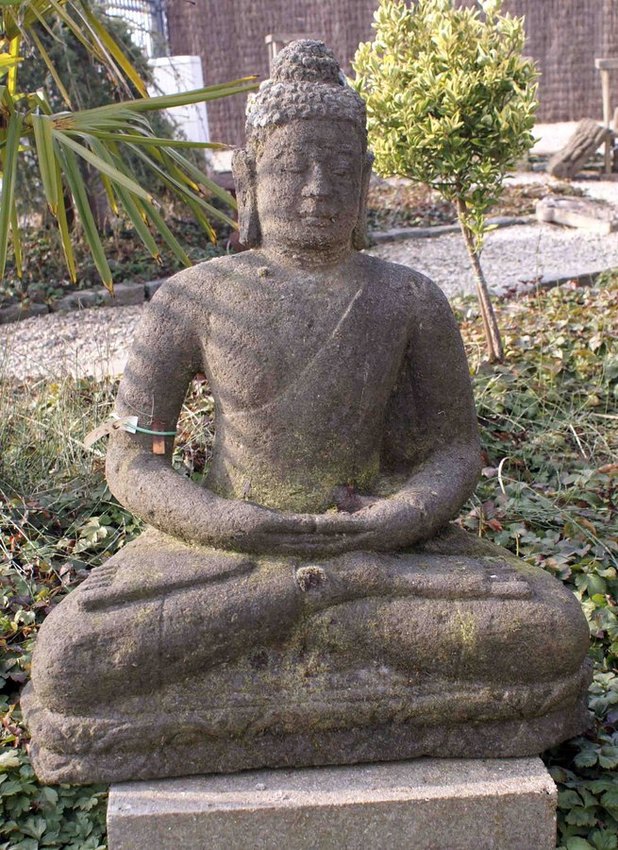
[299,210,336,224]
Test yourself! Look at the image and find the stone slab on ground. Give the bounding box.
[536,195,618,234]
[107,757,557,850]
[0,302,48,325]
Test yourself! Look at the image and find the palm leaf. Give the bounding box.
[9,198,22,278]
[127,143,235,229]
[90,138,159,257]
[59,78,257,124]
[77,1,146,97]
[56,141,113,289]
[141,200,191,266]
[53,129,152,200]
[2,1,257,287]
[32,112,59,213]
[25,17,73,106]
[87,131,226,150]
[43,0,111,69]
[7,34,19,94]
[166,147,237,209]
[54,158,77,283]
[0,110,22,280]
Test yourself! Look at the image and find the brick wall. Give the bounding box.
[166,0,618,147]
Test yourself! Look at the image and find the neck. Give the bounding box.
[259,240,354,269]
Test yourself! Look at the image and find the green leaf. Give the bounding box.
[53,130,151,201]
[601,788,618,807]
[566,839,595,850]
[141,200,191,266]
[39,785,59,806]
[20,815,47,839]
[598,746,618,769]
[32,113,59,214]
[0,750,21,768]
[565,807,597,827]
[0,110,22,280]
[591,829,618,850]
[56,142,113,289]
[78,0,147,96]
[559,790,584,809]
[574,748,600,768]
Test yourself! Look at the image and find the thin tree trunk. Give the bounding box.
[456,200,504,363]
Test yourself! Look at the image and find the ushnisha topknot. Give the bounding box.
[245,39,366,139]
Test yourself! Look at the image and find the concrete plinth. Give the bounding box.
[107,757,557,850]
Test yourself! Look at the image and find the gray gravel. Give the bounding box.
[0,304,142,382]
[368,221,618,299]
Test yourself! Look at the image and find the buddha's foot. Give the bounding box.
[22,526,592,784]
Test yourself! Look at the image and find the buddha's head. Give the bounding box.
[232,40,372,254]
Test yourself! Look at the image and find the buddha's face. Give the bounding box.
[254,119,364,254]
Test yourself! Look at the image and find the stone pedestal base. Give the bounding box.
[107,757,557,850]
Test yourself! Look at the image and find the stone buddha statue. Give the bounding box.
[23,40,591,785]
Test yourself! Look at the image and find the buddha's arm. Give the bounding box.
[316,274,481,550]
[105,275,321,551]
[377,275,481,539]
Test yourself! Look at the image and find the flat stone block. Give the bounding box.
[537,196,618,234]
[110,282,145,306]
[55,290,111,311]
[0,303,48,324]
[107,757,557,850]
[144,278,166,299]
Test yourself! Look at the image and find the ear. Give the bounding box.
[352,151,373,251]
[232,149,261,248]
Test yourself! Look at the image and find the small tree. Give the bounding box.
[353,0,538,362]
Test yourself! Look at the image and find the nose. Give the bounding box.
[301,163,330,198]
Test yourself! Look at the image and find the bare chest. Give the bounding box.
[200,275,409,412]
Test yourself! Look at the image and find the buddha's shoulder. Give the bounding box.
[152,253,246,298]
[356,253,449,312]
[153,252,286,304]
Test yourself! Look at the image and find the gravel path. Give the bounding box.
[4,166,618,382]
[1,304,142,382]
[370,221,618,299]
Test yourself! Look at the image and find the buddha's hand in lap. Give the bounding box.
[201,501,319,552]
[202,498,386,555]
[316,499,425,552]
[225,499,424,556]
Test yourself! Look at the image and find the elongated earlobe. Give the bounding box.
[352,151,373,250]
[232,149,261,247]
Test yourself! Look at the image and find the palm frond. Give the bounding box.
[1,0,258,287]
